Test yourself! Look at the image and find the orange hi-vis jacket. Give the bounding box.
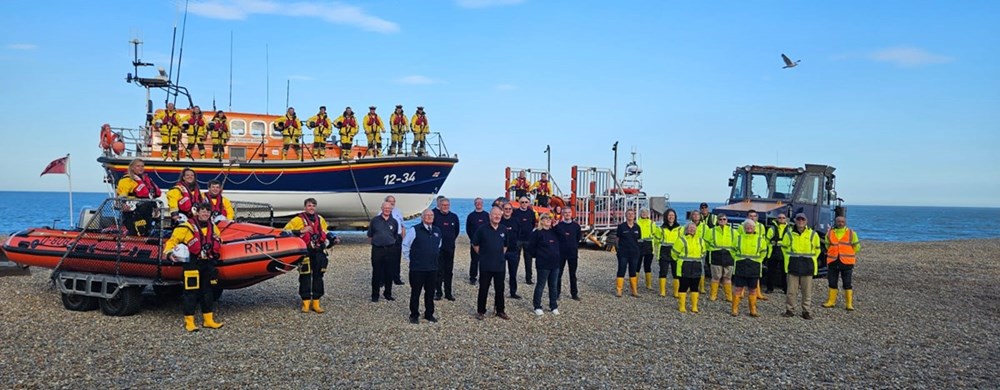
[826,227,859,265]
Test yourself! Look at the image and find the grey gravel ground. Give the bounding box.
[1,236,998,388]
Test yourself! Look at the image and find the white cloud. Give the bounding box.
[868,47,953,67]
[456,0,525,8]
[189,0,399,33]
[495,83,516,91]
[397,75,438,85]
[288,74,314,81]
[6,43,37,50]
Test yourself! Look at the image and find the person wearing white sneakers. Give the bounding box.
[529,214,561,316]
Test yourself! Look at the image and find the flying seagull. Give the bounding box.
[781,53,801,69]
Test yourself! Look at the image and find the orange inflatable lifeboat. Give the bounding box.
[1,220,307,290]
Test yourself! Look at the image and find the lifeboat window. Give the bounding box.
[250,121,266,138]
[230,120,246,136]
[270,122,282,138]
[230,147,246,160]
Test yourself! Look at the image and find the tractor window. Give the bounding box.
[731,173,746,201]
[773,175,795,200]
[250,121,265,138]
[750,173,769,199]
[230,120,246,136]
[795,174,821,204]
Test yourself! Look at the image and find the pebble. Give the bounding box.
[0,236,998,388]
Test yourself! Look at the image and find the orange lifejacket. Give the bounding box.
[163,111,180,126]
[100,124,116,149]
[298,212,327,249]
[826,228,857,265]
[176,184,204,216]
[285,116,299,129]
[316,115,329,128]
[132,174,161,199]
[536,179,551,195]
[392,113,406,126]
[515,177,530,190]
[415,115,427,127]
[185,220,221,260]
[343,116,357,128]
[366,114,380,127]
[187,115,205,127]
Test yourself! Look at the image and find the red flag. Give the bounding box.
[41,156,69,176]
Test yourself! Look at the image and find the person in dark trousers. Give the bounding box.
[368,201,400,302]
[472,207,510,320]
[432,197,460,301]
[163,205,224,332]
[529,214,561,316]
[499,202,522,299]
[386,195,407,285]
[553,207,581,300]
[465,197,489,285]
[402,209,441,324]
[765,213,790,293]
[283,198,339,313]
[513,196,537,284]
[615,209,642,297]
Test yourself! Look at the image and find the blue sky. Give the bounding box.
[1,0,997,207]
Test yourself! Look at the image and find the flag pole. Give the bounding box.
[67,153,73,228]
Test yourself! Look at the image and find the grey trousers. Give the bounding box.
[786,274,814,313]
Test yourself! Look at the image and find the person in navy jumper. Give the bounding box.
[529,214,562,315]
[472,207,510,320]
[402,209,441,324]
[465,197,489,285]
[553,207,582,300]
[615,209,642,297]
[513,197,537,284]
[432,197,460,301]
[499,202,523,299]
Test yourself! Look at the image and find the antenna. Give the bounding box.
[265,43,270,115]
[286,79,290,109]
[166,24,177,105]
[173,0,190,107]
[228,31,233,112]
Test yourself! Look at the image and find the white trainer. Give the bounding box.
[534,308,543,316]
[552,308,560,315]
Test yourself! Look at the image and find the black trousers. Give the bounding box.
[392,241,403,282]
[436,247,455,296]
[639,241,654,273]
[536,194,550,207]
[477,270,506,315]
[506,252,520,295]
[765,248,787,291]
[827,261,854,289]
[658,245,674,278]
[182,260,218,316]
[371,245,394,298]
[557,255,579,298]
[518,240,533,281]
[298,249,328,299]
[678,277,699,293]
[469,246,480,280]
[616,251,639,277]
[409,270,436,318]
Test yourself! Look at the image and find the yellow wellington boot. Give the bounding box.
[659,278,668,297]
[645,273,653,290]
[822,289,838,308]
[616,277,624,297]
[311,299,325,314]
[302,299,312,313]
[731,295,741,316]
[690,292,700,313]
[678,293,687,313]
[699,276,706,293]
[202,313,224,329]
[749,295,759,317]
[756,281,768,300]
[724,283,733,302]
[629,277,640,297]
[710,281,720,301]
[673,279,680,298]
[184,315,199,332]
[845,289,855,311]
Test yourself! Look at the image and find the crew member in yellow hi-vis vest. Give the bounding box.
[636,209,656,290]
[163,205,225,332]
[781,213,822,320]
[822,215,860,311]
[731,220,769,317]
[154,102,183,161]
[673,223,706,313]
[306,106,333,158]
[181,105,208,159]
[283,198,339,313]
[389,105,408,156]
[410,106,429,156]
[208,110,230,160]
[363,106,385,158]
[336,107,359,160]
[652,209,682,297]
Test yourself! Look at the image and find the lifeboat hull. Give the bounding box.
[1,221,307,290]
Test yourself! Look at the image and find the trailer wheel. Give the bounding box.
[61,293,99,312]
[99,286,143,316]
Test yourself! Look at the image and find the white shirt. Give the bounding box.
[391,207,406,238]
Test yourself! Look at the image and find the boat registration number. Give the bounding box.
[384,172,417,186]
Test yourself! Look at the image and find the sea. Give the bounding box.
[1,191,998,242]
